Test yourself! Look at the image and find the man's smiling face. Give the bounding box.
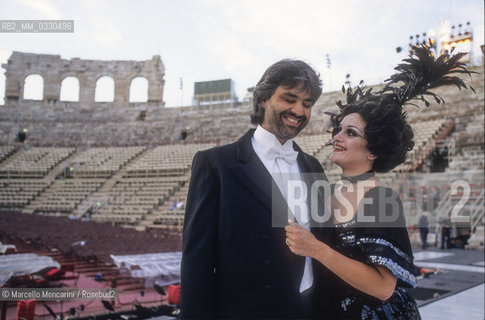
[260,82,314,144]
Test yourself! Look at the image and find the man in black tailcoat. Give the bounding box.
[180,59,329,319]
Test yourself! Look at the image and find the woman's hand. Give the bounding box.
[285,221,323,259]
[286,224,397,301]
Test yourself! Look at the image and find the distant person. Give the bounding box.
[180,59,327,319]
[440,213,452,249]
[175,200,184,210]
[452,227,471,249]
[418,211,429,249]
[285,44,473,319]
[169,200,176,211]
[449,221,471,249]
[425,186,440,211]
[430,186,440,210]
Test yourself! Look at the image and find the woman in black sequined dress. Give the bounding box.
[285,45,474,319]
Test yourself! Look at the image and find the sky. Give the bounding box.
[0,0,483,107]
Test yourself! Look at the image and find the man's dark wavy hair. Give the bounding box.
[330,44,475,173]
[250,59,322,125]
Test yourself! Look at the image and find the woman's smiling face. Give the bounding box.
[330,113,376,175]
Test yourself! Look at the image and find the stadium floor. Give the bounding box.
[413,248,485,319]
[2,217,483,319]
[419,283,484,320]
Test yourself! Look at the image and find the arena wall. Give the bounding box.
[2,51,165,107]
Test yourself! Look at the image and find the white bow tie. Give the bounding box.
[266,145,298,165]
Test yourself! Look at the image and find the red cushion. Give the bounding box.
[17,299,36,320]
[167,284,181,305]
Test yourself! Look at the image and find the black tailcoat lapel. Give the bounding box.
[229,129,273,209]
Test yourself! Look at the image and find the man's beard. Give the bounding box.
[268,109,308,141]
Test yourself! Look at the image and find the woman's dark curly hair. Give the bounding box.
[330,44,474,173]
[336,92,414,173]
[251,59,322,125]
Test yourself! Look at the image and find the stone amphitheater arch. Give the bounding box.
[129,76,149,102]
[60,76,80,102]
[23,74,44,100]
[2,51,165,107]
[94,75,115,102]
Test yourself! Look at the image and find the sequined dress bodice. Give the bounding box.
[321,186,421,320]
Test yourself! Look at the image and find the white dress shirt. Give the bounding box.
[251,125,313,292]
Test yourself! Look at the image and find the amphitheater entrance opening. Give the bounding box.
[23,74,43,100]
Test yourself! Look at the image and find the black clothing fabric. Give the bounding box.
[180,129,328,319]
[315,186,421,320]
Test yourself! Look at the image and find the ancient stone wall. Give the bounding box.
[2,51,165,107]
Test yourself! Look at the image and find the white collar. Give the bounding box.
[253,125,295,157]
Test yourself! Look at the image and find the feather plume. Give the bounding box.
[380,43,476,107]
[326,44,476,138]
[327,81,374,135]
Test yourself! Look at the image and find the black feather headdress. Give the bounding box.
[326,44,476,133]
[381,44,476,107]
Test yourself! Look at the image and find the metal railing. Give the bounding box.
[435,187,484,233]
[471,189,485,231]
